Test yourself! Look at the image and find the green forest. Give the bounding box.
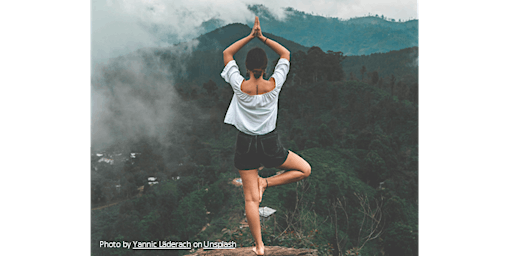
[91,23,418,256]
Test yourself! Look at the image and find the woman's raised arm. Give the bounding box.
[223,17,261,66]
[255,17,290,61]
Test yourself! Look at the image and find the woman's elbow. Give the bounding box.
[281,51,290,61]
[223,51,234,65]
[223,49,231,58]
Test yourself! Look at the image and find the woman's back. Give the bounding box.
[221,58,289,135]
[241,78,276,96]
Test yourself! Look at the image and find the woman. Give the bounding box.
[221,16,311,255]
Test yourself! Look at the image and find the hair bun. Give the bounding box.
[253,70,263,79]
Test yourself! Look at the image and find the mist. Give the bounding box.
[91,0,417,66]
[91,0,255,66]
[91,39,202,153]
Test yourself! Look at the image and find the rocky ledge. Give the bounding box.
[186,246,318,255]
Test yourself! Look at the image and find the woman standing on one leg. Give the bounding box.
[221,16,311,255]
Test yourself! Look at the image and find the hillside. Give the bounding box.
[343,46,418,81]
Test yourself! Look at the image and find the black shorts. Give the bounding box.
[234,129,289,170]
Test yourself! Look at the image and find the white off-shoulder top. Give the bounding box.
[221,58,290,135]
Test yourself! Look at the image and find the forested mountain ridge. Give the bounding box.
[343,46,418,83]
[91,20,418,256]
[103,23,309,91]
[194,4,418,56]
[194,23,309,53]
[102,22,417,93]
[247,5,418,55]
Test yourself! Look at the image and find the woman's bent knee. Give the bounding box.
[243,190,260,204]
[245,197,260,205]
[302,162,311,178]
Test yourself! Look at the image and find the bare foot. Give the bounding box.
[253,246,265,255]
[258,176,267,203]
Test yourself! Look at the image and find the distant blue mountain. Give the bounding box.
[198,5,418,56]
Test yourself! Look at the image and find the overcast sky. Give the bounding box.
[92,0,418,65]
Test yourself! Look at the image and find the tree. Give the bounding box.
[396,81,405,100]
[390,74,396,97]
[383,222,418,255]
[326,50,346,81]
[360,65,367,81]
[194,148,211,166]
[290,50,307,85]
[173,190,207,239]
[292,47,346,84]
[307,46,325,82]
[330,193,385,255]
[203,181,225,213]
[354,193,384,250]
[318,123,334,147]
[371,71,379,85]
[350,72,357,81]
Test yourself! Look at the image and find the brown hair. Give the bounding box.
[245,47,268,79]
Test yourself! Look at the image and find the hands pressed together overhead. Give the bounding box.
[223,16,290,65]
[250,16,260,38]
[250,16,265,41]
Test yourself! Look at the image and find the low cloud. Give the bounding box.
[92,0,417,66]
[92,0,254,65]
[91,39,201,151]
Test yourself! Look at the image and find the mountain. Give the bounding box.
[197,5,418,55]
[199,18,226,33]
[249,5,418,55]
[98,22,417,96]
[194,23,309,54]
[96,23,309,92]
